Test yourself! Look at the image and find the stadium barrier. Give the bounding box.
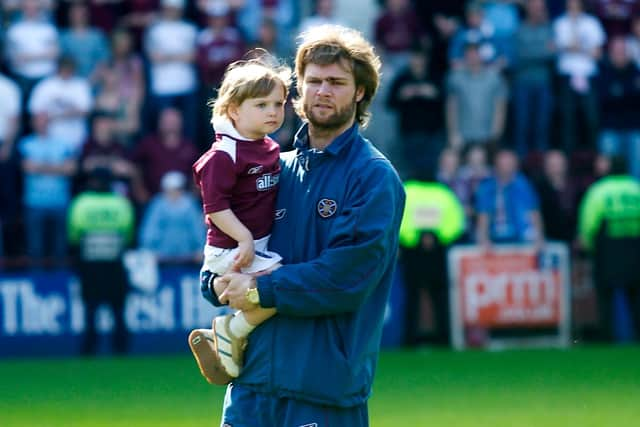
[448,242,572,350]
[0,263,406,358]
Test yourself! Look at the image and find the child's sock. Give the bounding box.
[228,312,255,338]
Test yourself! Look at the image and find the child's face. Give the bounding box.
[230,85,286,140]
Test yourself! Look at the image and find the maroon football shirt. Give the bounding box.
[193,130,280,249]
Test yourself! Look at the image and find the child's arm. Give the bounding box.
[208,209,254,270]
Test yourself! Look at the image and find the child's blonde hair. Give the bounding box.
[210,52,292,122]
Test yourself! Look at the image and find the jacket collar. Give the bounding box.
[293,122,359,156]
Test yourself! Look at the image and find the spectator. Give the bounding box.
[387,45,445,175]
[68,167,135,355]
[195,0,246,149]
[596,36,640,179]
[375,0,425,69]
[535,149,579,244]
[480,0,524,64]
[60,2,110,86]
[437,147,469,208]
[446,42,508,152]
[448,1,505,69]
[627,14,640,68]
[415,0,465,79]
[416,0,465,80]
[230,0,298,54]
[19,113,77,266]
[144,0,199,139]
[0,73,21,257]
[578,155,640,342]
[251,17,284,59]
[298,0,344,35]
[79,112,145,202]
[475,148,544,247]
[591,0,640,36]
[400,175,465,347]
[513,0,555,159]
[4,0,59,106]
[119,0,160,51]
[28,56,93,155]
[139,171,204,262]
[458,144,492,234]
[97,28,145,147]
[553,0,606,153]
[196,1,246,90]
[93,66,142,149]
[129,107,199,201]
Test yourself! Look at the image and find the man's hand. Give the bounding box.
[218,272,258,311]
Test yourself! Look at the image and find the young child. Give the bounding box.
[189,56,291,384]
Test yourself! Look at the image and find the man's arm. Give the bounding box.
[578,186,604,251]
[223,162,405,316]
[446,94,462,149]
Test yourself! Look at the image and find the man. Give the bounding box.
[208,25,405,426]
[20,113,77,266]
[553,0,606,153]
[534,150,578,245]
[578,156,640,342]
[144,0,198,140]
[513,0,555,158]
[28,56,93,154]
[68,168,135,355]
[446,41,508,153]
[475,148,544,249]
[596,36,640,180]
[387,44,444,177]
[400,171,465,347]
[129,107,199,201]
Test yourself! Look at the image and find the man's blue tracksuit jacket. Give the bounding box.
[229,123,405,408]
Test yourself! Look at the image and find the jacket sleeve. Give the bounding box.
[256,161,406,317]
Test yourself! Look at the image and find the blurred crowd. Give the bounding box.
[0,0,639,344]
[0,0,308,266]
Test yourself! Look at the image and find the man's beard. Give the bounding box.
[304,96,357,131]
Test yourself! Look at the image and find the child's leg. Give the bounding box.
[212,264,280,377]
[225,307,276,341]
[242,307,276,326]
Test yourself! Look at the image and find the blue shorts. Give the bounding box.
[220,383,369,427]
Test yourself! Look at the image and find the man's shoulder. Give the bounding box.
[355,136,394,168]
[347,136,402,190]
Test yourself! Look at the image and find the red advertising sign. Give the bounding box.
[449,244,570,350]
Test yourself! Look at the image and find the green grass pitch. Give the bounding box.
[1,346,639,426]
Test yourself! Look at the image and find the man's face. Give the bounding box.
[527,0,546,20]
[301,61,364,131]
[495,151,518,180]
[159,109,182,136]
[567,0,582,14]
[609,37,629,67]
[464,46,482,68]
[544,151,567,177]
